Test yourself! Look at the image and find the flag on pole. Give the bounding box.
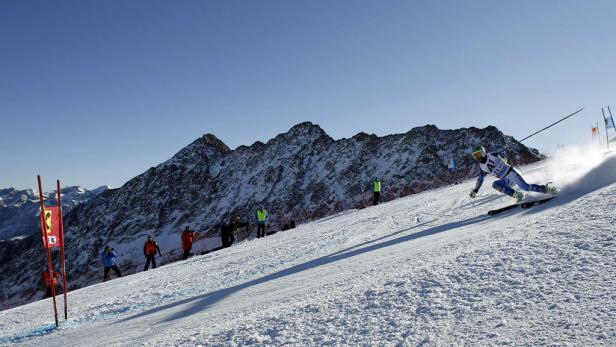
[42,206,62,248]
[605,116,615,130]
[608,106,616,131]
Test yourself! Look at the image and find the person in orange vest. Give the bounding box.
[256,206,268,238]
[143,235,162,271]
[40,270,60,298]
[181,226,196,260]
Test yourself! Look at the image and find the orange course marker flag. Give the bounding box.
[42,206,62,248]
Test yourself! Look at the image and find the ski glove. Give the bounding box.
[469,190,477,198]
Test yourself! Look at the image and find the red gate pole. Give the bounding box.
[57,180,68,320]
[37,175,59,327]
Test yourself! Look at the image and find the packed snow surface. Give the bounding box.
[1,147,615,346]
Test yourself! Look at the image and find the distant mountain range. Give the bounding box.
[0,122,542,309]
[0,186,109,241]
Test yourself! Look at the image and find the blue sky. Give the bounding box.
[1,0,615,190]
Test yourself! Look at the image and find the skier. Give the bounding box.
[181,226,195,260]
[469,145,557,201]
[256,206,268,238]
[143,235,162,271]
[373,177,381,205]
[101,246,122,281]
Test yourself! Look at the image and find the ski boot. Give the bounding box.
[544,182,559,196]
[513,191,525,202]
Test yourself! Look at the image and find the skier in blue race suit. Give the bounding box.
[469,145,558,202]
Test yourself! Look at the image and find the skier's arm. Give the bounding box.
[470,172,486,197]
[156,243,162,256]
[143,244,147,256]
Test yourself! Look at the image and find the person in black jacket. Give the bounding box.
[220,221,232,248]
[230,216,249,241]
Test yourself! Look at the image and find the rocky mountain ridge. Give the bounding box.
[0,122,542,309]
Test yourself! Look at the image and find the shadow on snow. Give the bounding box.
[117,213,492,325]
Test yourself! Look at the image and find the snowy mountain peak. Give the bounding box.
[271,121,333,147]
[0,185,108,241]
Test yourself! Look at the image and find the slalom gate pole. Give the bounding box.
[603,108,609,151]
[517,107,585,144]
[57,180,68,320]
[609,106,615,146]
[38,175,59,328]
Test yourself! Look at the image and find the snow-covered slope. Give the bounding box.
[1,148,614,346]
[0,123,542,309]
[0,186,109,241]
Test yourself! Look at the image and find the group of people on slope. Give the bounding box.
[94,206,271,283]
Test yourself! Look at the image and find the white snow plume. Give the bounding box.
[526,145,616,199]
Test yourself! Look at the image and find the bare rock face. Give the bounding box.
[0,123,541,308]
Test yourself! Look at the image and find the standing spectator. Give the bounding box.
[373,177,381,206]
[181,226,195,260]
[101,246,122,281]
[220,220,232,248]
[256,206,268,238]
[447,158,458,184]
[40,270,60,298]
[143,235,162,271]
[230,216,249,241]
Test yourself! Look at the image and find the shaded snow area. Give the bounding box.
[1,148,615,346]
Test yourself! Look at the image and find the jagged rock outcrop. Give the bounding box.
[0,123,541,309]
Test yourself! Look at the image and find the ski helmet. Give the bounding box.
[471,146,486,161]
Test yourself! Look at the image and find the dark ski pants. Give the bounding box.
[257,223,266,238]
[373,191,380,205]
[182,249,191,260]
[103,265,122,281]
[144,255,157,271]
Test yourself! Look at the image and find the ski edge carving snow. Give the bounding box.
[488,196,557,215]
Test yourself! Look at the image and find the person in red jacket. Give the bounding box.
[40,270,60,298]
[181,226,196,260]
[143,235,162,271]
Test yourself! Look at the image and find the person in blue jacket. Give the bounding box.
[101,246,122,282]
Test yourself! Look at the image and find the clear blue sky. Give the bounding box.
[2,0,615,190]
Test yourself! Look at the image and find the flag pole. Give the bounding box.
[602,108,609,151]
[608,106,615,144]
[38,175,59,328]
[57,180,68,320]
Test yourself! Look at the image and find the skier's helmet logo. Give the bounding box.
[471,146,486,161]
